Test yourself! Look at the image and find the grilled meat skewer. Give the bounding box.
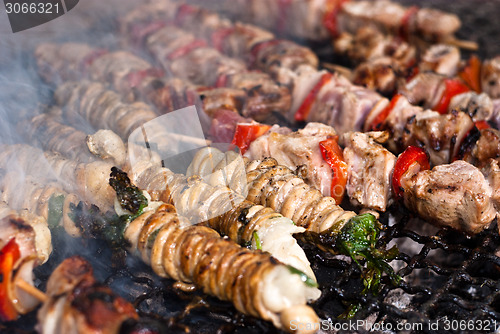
[127,158,316,280]
[18,111,95,163]
[0,144,115,210]
[141,25,292,121]
[184,0,462,45]
[37,256,138,334]
[0,203,51,321]
[190,143,499,235]
[120,2,318,88]
[108,169,320,333]
[186,147,400,298]
[35,43,253,140]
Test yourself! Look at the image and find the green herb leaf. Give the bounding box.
[335,213,401,316]
[109,167,148,215]
[48,194,65,229]
[286,265,318,288]
[253,230,262,250]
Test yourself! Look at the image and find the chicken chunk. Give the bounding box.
[401,160,496,234]
[342,132,396,211]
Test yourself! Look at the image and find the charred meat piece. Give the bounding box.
[352,57,398,96]
[449,92,493,122]
[420,44,460,77]
[37,256,138,334]
[402,110,474,166]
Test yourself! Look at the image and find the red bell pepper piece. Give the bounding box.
[0,239,20,322]
[295,72,333,122]
[459,55,482,93]
[319,136,348,204]
[277,0,293,35]
[323,0,350,37]
[392,146,430,199]
[167,39,207,61]
[474,120,490,131]
[250,39,282,67]
[211,27,235,52]
[231,123,272,154]
[432,79,470,114]
[125,68,164,89]
[369,94,403,131]
[175,4,198,26]
[399,5,419,40]
[79,49,107,73]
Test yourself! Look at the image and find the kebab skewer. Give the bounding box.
[0,140,320,332]
[0,203,50,321]
[37,256,138,334]
[141,25,292,122]
[125,1,500,158]
[184,0,468,48]
[35,43,253,141]
[186,147,400,299]
[105,168,321,333]
[189,139,499,236]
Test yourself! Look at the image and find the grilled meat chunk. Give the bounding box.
[245,122,336,196]
[481,56,500,99]
[402,110,474,166]
[122,202,320,333]
[449,92,493,122]
[37,256,138,334]
[342,132,396,211]
[401,160,496,234]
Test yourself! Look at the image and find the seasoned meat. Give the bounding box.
[470,128,500,167]
[245,122,336,196]
[308,74,380,134]
[398,72,445,108]
[449,92,493,122]
[402,110,474,165]
[37,256,138,334]
[342,132,396,211]
[401,160,496,234]
[481,56,500,99]
[420,44,460,77]
[352,57,397,95]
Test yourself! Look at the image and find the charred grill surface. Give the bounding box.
[2,0,500,333]
[4,207,500,333]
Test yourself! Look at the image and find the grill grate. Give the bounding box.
[3,0,500,333]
